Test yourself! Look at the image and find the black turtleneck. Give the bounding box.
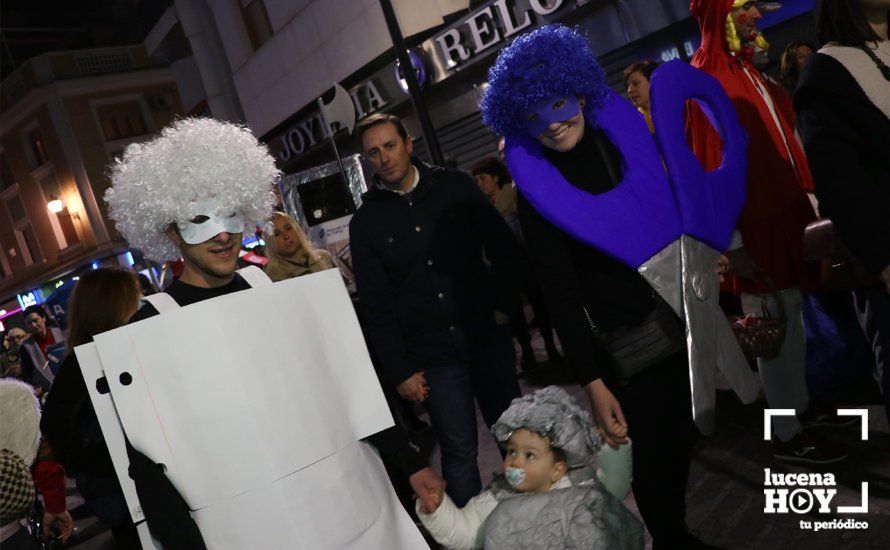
[542,123,620,194]
[516,125,657,387]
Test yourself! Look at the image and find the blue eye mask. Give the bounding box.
[523,96,582,137]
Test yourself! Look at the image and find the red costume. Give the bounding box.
[687,0,818,294]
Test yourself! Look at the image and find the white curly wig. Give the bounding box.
[105,117,279,261]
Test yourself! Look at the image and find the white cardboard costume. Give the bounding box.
[76,267,428,549]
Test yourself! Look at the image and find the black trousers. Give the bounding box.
[511,249,556,353]
[853,287,890,421]
[614,352,698,547]
[423,325,521,506]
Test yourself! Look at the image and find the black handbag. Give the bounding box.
[582,132,686,382]
[583,297,685,384]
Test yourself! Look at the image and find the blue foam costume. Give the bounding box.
[481,25,758,434]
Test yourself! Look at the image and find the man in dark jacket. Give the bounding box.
[351,113,522,507]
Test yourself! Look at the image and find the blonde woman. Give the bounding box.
[263,211,334,281]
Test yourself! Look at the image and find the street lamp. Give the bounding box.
[47,195,64,214]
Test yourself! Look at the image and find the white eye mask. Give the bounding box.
[176,200,246,244]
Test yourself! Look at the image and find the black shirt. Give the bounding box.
[130,274,252,321]
[126,274,426,548]
[517,126,657,387]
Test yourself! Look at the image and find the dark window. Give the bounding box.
[27,128,49,167]
[97,101,149,141]
[240,0,273,50]
[20,224,44,265]
[0,152,15,191]
[5,195,27,222]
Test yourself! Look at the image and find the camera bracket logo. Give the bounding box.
[762,409,870,531]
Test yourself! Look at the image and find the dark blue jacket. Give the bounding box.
[350,161,520,386]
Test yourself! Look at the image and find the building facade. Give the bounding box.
[136,0,817,285]
[146,0,817,178]
[0,44,184,330]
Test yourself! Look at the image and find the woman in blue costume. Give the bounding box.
[481,26,719,549]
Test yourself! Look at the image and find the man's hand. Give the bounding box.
[396,372,429,403]
[725,247,760,282]
[42,510,74,543]
[409,467,446,514]
[881,265,890,294]
[585,379,629,449]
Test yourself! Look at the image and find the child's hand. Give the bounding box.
[418,490,442,514]
[608,419,628,438]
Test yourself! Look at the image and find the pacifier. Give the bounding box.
[505,467,526,488]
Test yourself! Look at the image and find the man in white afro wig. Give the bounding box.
[97,117,445,549]
[105,117,278,263]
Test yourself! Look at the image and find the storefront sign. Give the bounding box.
[16,289,44,310]
[272,79,389,163]
[429,0,592,72]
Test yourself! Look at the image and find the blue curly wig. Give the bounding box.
[480,25,608,137]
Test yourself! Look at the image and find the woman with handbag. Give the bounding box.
[795,0,890,420]
[480,26,710,550]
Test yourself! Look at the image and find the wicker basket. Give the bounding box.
[731,273,787,360]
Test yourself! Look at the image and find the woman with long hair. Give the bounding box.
[795,0,890,420]
[41,268,143,548]
[263,211,334,282]
[779,40,816,92]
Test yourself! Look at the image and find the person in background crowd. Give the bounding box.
[623,60,660,132]
[471,156,518,230]
[42,268,144,548]
[19,305,65,394]
[350,113,521,507]
[779,40,816,93]
[470,156,563,377]
[687,0,852,465]
[2,328,29,379]
[137,273,157,296]
[1,378,73,547]
[481,26,710,549]
[263,211,334,282]
[795,0,890,420]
